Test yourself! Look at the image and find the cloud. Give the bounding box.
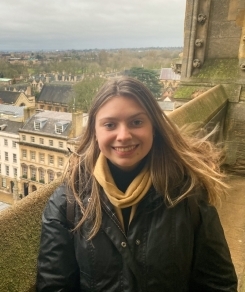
[0,0,186,50]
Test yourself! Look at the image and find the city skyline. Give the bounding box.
[1,0,186,51]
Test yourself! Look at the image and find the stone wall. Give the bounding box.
[0,179,62,292]
[224,102,245,174]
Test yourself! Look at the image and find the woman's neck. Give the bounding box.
[108,157,147,193]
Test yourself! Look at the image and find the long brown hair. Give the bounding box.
[66,76,226,238]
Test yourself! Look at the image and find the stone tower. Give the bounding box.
[178,0,245,174]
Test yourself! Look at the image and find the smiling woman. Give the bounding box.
[95,95,153,171]
[36,77,237,291]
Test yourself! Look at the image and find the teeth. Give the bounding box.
[114,146,136,152]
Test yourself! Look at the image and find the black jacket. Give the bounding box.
[36,184,237,292]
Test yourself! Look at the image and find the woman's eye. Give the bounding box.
[132,120,143,126]
[104,123,115,129]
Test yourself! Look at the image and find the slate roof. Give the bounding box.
[21,110,72,137]
[0,202,10,212]
[0,119,22,134]
[2,83,29,92]
[0,91,22,104]
[37,84,74,105]
[159,68,181,81]
[0,104,25,117]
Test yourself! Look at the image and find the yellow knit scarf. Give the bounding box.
[93,153,152,230]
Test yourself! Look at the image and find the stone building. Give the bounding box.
[36,83,74,112]
[18,110,85,196]
[174,0,245,175]
[0,118,21,196]
[0,90,35,107]
[159,68,181,89]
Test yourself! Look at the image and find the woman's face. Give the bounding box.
[95,95,154,171]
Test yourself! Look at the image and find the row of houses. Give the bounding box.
[0,67,181,111]
[0,105,87,200]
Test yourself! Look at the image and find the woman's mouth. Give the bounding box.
[113,145,138,152]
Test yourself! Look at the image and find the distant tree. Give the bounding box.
[127,67,162,98]
[72,76,106,112]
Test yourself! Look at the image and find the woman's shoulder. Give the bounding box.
[43,184,69,221]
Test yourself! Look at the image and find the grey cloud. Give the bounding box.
[0,0,185,50]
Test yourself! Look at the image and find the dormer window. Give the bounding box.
[55,121,69,134]
[34,118,47,130]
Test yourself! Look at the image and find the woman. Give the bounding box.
[36,77,237,291]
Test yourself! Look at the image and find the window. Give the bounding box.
[48,171,55,183]
[49,140,53,146]
[49,155,54,164]
[58,141,63,148]
[2,178,6,188]
[22,166,28,177]
[5,165,9,176]
[39,138,44,145]
[48,106,52,111]
[39,153,45,163]
[4,139,8,146]
[39,169,45,182]
[35,118,47,130]
[31,136,35,143]
[55,125,62,134]
[22,135,26,141]
[34,121,40,130]
[13,153,17,163]
[30,151,36,160]
[58,157,64,167]
[22,149,27,158]
[5,152,8,161]
[55,121,69,134]
[12,141,17,148]
[55,107,59,112]
[13,168,17,177]
[31,168,36,180]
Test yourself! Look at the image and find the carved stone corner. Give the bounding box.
[195,39,204,47]
[239,63,245,71]
[193,59,201,68]
[197,14,207,25]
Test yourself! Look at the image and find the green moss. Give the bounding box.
[174,85,209,100]
[191,58,239,81]
[0,179,61,292]
[170,85,228,130]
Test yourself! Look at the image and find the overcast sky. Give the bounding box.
[1,0,186,51]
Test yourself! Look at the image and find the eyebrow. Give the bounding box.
[97,112,148,122]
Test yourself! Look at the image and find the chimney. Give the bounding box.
[26,86,32,96]
[23,107,36,122]
[70,111,83,138]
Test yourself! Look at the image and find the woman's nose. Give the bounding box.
[116,125,132,141]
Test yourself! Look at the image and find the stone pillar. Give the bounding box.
[239,13,245,70]
[13,177,20,203]
[70,112,83,138]
[26,86,32,96]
